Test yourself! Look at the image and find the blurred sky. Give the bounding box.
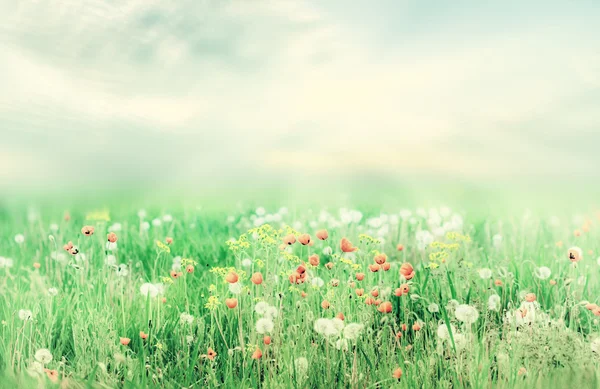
[1,0,599,191]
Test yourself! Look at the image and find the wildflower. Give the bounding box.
[81,226,94,236]
[256,318,274,334]
[518,367,527,376]
[48,288,58,296]
[152,218,162,227]
[488,294,501,311]
[229,282,243,294]
[478,268,492,279]
[397,244,404,251]
[340,238,358,253]
[140,331,148,340]
[355,288,364,297]
[294,357,309,377]
[378,301,392,313]
[44,369,59,383]
[140,283,161,298]
[297,234,311,245]
[492,234,502,248]
[568,247,583,262]
[371,289,379,297]
[534,266,551,279]
[224,297,238,309]
[437,323,456,340]
[18,309,33,321]
[165,237,173,245]
[591,338,600,354]
[322,246,333,255]
[549,279,557,285]
[180,312,194,324]
[309,254,320,266]
[321,300,331,309]
[14,234,25,244]
[283,234,296,245]
[494,279,503,286]
[107,232,118,243]
[312,277,325,288]
[63,241,74,252]
[34,349,53,364]
[120,337,131,346]
[316,229,328,240]
[374,253,387,265]
[116,264,128,277]
[207,347,217,361]
[412,322,421,331]
[400,263,415,280]
[393,367,403,380]
[369,264,380,272]
[428,303,439,313]
[251,272,263,285]
[382,262,391,271]
[33,262,41,269]
[455,304,479,324]
[355,273,365,281]
[252,348,263,359]
[255,302,270,315]
[225,272,239,283]
[325,262,334,269]
[186,265,194,273]
[170,270,182,279]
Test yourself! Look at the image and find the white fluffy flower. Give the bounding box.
[343,323,364,340]
[116,264,128,277]
[106,241,118,251]
[137,209,147,219]
[428,303,439,313]
[141,222,150,231]
[18,309,33,321]
[108,223,122,232]
[591,338,600,354]
[294,357,309,377]
[241,258,253,267]
[256,318,274,334]
[27,362,44,377]
[140,283,160,298]
[0,257,14,268]
[416,230,434,250]
[335,338,349,351]
[180,312,194,324]
[264,306,278,320]
[34,349,53,364]
[478,268,492,279]
[455,304,479,324]
[162,214,173,222]
[311,277,325,288]
[488,294,501,311]
[229,282,242,295]
[105,255,117,267]
[256,207,266,216]
[48,288,58,296]
[14,234,25,244]
[254,302,269,316]
[492,234,502,248]
[534,266,551,280]
[314,318,342,337]
[322,247,333,256]
[151,218,162,227]
[437,323,456,340]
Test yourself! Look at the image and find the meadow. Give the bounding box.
[1,194,600,388]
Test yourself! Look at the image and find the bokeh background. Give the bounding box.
[1,0,599,208]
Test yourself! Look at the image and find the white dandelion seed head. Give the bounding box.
[47,287,58,297]
[140,283,159,298]
[312,277,325,288]
[241,258,253,268]
[428,303,439,313]
[534,266,551,280]
[18,309,33,321]
[437,323,456,340]
[162,214,173,222]
[343,323,364,340]
[455,304,479,325]
[478,268,492,279]
[180,312,194,325]
[256,318,274,334]
[14,234,25,244]
[488,294,501,311]
[228,282,242,295]
[151,218,162,227]
[254,302,270,316]
[34,349,53,364]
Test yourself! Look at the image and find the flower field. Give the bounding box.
[1,203,600,388]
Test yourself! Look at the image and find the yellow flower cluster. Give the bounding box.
[156,240,171,253]
[210,266,247,280]
[205,295,221,310]
[226,236,251,253]
[181,258,197,266]
[446,232,471,242]
[280,251,301,264]
[247,224,282,246]
[160,276,174,285]
[340,257,361,271]
[430,241,460,251]
[86,210,111,222]
[358,234,381,245]
[254,259,265,268]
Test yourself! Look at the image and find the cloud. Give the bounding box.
[0,0,599,189]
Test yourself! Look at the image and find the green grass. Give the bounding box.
[1,199,599,388]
